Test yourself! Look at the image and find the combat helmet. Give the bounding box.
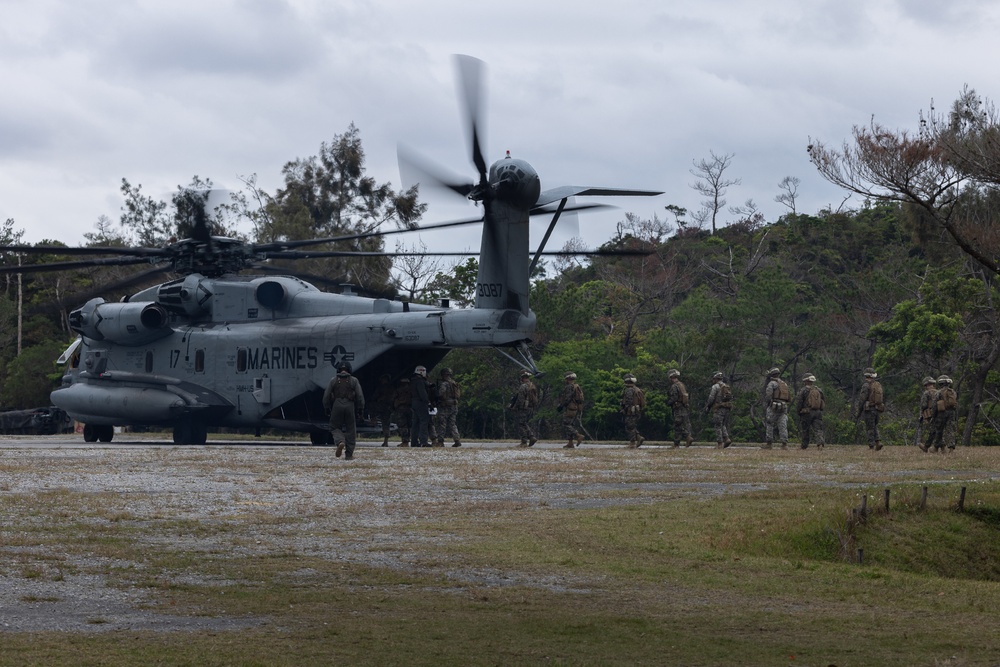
[712,371,723,380]
[440,367,453,377]
[864,367,877,378]
[414,365,427,377]
[922,376,936,386]
[767,367,781,377]
[667,369,680,379]
[802,374,816,382]
[520,370,533,379]
[623,374,636,384]
[937,375,953,384]
[564,372,577,380]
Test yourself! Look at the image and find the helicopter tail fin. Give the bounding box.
[474,203,531,315]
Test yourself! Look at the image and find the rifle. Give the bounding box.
[915,415,923,448]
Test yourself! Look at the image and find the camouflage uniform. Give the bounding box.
[557,373,585,448]
[434,370,462,447]
[371,375,395,446]
[667,371,693,447]
[392,378,412,446]
[763,369,790,448]
[410,367,431,448]
[925,376,958,452]
[512,372,540,447]
[917,377,936,451]
[704,373,732,448]
[853,369,884,450]
[322,367,365,460]
[795,375,825,449]
[620,375,646,448]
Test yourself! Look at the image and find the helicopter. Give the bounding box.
[0,56,661,445]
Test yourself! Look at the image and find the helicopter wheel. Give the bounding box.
[83,424,98,443]
[96,425,114,443]
[173,420,208,445]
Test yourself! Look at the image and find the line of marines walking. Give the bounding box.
[324,362,961,458]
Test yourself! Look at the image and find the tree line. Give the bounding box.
[3,91,1000,446]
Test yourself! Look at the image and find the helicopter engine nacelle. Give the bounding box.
[68,299,172,346]
[155,274,213,317]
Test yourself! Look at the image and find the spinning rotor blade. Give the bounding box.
[0,255,161,274]
[454,55,489,187]
[0,244,168,258]
[397,144,475,199]
[535,186,664,209]
[256,248,652,260]
[253,202,611,257]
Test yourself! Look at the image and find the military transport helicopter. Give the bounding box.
[0,56,660,445]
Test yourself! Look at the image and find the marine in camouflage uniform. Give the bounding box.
[704,371,733,448]
[666,369,693,448]
[795,374,825,450]
[557,372,585,448]
[852,368,884,450]
[371,374,395,447]
[322,363,365,460]
[917,376,936,451]
[410,366,432,448]
[512,370,540,447]
[392,377,412,446]
[762,367,790,449]
[620,374,646,448]
[434,368,462,447]
[923,375,958,452]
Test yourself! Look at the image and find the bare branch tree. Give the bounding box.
[690,151,741,235]
[774,176,801,215]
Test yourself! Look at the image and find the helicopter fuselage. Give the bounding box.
[53,273,536,441]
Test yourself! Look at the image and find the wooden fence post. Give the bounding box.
[958,486,967,512]
[884,488,890,513]
[920,486,927,510]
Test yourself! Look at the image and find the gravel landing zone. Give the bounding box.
[1,436,994,633]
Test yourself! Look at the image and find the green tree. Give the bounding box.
[259,123,425,293]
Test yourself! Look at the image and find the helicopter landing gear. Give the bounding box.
[172,420,208,445]
[82,424,114,443]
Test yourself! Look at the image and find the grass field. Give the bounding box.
[1,439,998,666]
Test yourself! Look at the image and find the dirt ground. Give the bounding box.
[1,435,994,633]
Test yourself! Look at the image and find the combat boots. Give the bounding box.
[452,440,462,448]
[685,436,694,447]
[636,435,644,448]
[672,441,680,449]
[381,436,390,447]
[874,440,883,451]
[528,437,537,447]
[762,441,773,450]
[433,438,445,448]
[575,435,583,447]
[518,439,529,448]
[398,439,409,447]
[716,441,724,449]
[723,437,732,448]
[563,438,575,449]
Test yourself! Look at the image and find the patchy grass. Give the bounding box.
[0,444,999,665]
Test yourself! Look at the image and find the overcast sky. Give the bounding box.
[2,0,998,254]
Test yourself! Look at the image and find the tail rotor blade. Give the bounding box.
[454,54,488,185]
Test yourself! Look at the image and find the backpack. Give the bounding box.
[774,379,791,402]
[806,386,824,410]
[675,382,689,407]
[719,383,733,404]
[937,387,958,411]
[868,381,884,411]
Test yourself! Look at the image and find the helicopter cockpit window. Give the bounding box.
[145,351,153,373]
[237,349,248,373]
[195,349,205,373]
